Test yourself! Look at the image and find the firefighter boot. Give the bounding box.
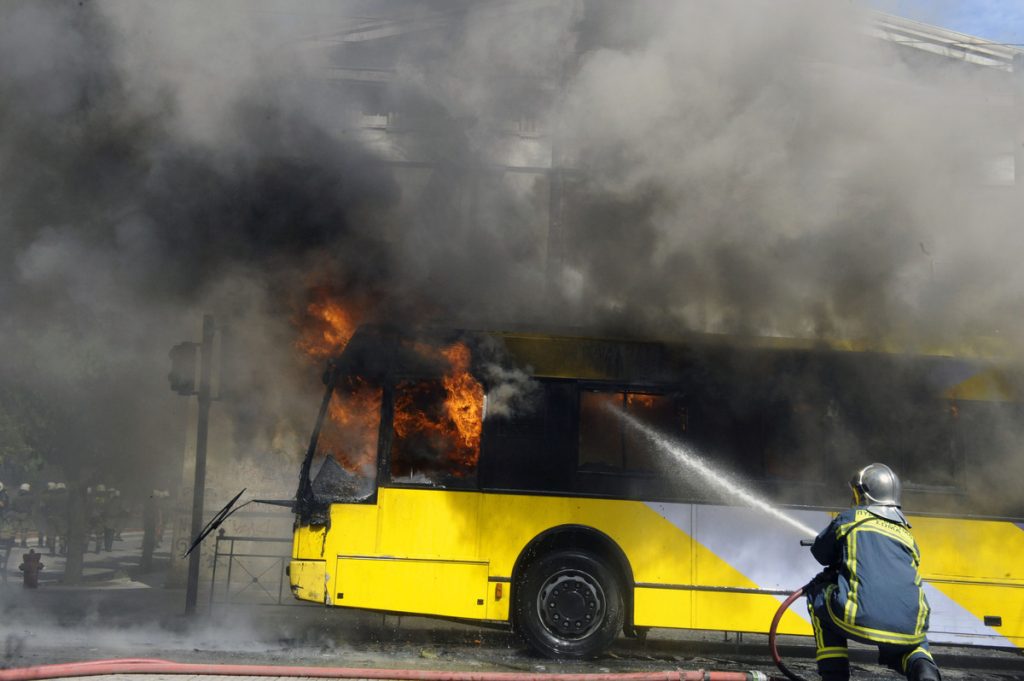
[817,658,849,681]
[908,658,941,681]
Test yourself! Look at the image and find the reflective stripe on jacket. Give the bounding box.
[811,507,930,645]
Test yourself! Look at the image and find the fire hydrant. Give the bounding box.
[19,549,43,588]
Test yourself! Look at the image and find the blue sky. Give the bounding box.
[866,0,1024,44]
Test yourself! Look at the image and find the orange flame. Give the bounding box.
[295,283,485,480]
[295,287,359,361]
[392,342,484,477]
[295,287,376,472]
[316,378,383,473]
[626,393,656,409]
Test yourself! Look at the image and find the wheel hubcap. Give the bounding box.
[536,569,605,640]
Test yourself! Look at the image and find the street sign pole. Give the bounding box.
[184,314,215,615]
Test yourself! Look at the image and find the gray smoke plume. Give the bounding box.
[555,1,1023,345]
[1,0,1022,517]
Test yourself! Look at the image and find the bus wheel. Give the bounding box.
[514,549,624,659]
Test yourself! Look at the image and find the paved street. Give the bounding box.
[1,531,159,588]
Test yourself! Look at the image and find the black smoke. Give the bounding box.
[1,0,1023,511]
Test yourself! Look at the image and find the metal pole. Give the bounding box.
[1015,55,1024,189]
[208,530,222,615]
[226,538,236,605]
[185,314,215,615]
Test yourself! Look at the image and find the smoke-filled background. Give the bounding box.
[1,0,1022,513]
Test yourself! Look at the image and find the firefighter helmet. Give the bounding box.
[19,483,30,492]
[850,463,901,506]
[850,463,907,524]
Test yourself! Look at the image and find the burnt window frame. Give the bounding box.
[297,372,388,520]
[380,370,484,491]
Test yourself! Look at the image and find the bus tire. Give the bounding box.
[514,549,624,659]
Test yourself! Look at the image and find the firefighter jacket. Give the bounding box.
[11,490,32,515]
[810,506,930,646]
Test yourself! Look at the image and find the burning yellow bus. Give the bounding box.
[288,325,1024,658]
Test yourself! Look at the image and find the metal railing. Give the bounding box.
[208,528,293,610]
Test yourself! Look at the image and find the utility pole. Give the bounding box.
[169,314,217,615]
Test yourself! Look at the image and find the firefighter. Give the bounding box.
[103,488,126,551]
[88,484,109,553]
[11,483,34,548]
[154,489,170,547]
[35,482,55,548]
[46,482,69,556]
[0,481,8,534]
[805,463,940,681]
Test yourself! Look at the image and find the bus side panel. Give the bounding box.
[478,494,698,628]
[335,556,489,618]
[292,503,380,608]
[693,591,809,635]
[924,582,1024,647]
[293,523,327,558]
[914,516,1024,647]
[914,516,1024,582]
[680,504,821,636]
[375,487,482,560]
[289,559,327,604]
[320,487,488,619]
[633,587,692,628]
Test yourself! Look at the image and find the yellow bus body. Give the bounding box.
[291,486,1024,648]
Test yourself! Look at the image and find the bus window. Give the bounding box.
[309,378,382,501]
[391,378,482,487]
[579,389,677,472]
[579,391,623,469]
[950,400,1024,516]
[899,400,962,491]
[479,381,574,493]
[759,400,830,504]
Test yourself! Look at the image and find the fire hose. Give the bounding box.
[0,659,774,681]
[768,588,809,681]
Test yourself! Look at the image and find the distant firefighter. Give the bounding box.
[44,483,69,556]
[0,481,9,539]
[154,489,170,547]
[103,488,127,551]
[33,483,53,548]
[87,484,110,553]
[10,483,33,548]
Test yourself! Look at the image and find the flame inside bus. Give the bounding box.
[295,289,484,485]
[392,341,484,480]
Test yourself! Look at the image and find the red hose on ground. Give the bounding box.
[768,588,808,681]
[0,658,771,681]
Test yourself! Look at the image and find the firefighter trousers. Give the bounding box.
[806,585,939,680]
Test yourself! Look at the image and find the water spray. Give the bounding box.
[613,409,817,537]
[610,407,814,681]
